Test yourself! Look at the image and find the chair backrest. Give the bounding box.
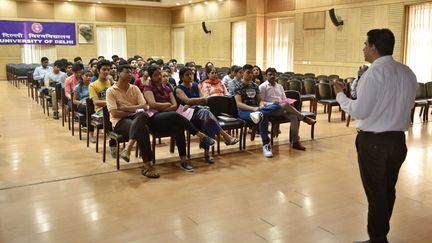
[303,78,316,95]
[293,73,304,80]
[415,82,426,100]
[328,75,340,81]
[304,73,315,78]
[61,87,69,105]
[278,75,289,90]
[315,83,333,100]
[425,81,432,99]
[284,90,302,111]
[102,106,113,132]
[207,96,239,118]
[55,83,62,102]
[287,79,302,93]
[85,98,96,116]
[316,75,328,81]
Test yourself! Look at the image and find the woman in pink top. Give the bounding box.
[200,66,229,97]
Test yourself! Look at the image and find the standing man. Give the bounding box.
[333,29,417,243]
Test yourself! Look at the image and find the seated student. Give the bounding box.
[200,66,229,97]
[227,66,243,96]
[222,65,237,87]
[106,65,159,178]
[252,65,264,85]
[143,66,215,172]
[128,57,140,81]
[200,62,214,82]
[175,67,239,163]
[90,59,115,155]
[161,69,176,90]
[43,60,68,119]
[235,64,282,158]
[109,62,119,83]
[65,62,73,77]
[134,68,149,92]
[168,61,180,85]
[65,63,84,101]
[33,57,53,85]
[185,62,200,83]
[89,59,112,115]
[259,67,316,151]
[73,70,96,143]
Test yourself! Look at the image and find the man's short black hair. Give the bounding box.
[169,59,177,63]
[41,57,48,62]
[134,55,143,60]
[97,59,112,71]
[118,58,127,66]
[242,64,253,71]
[265,67,277,74]
[111,55,119,61]
[98,56,105,60]
[156,59,164,65]
[127,57,136,64]
[53,60,63,68]
[367,28,395,56]
[88,58,97,65]
[66,61,73,67]
[118,64,131,74]
[73,56,82,62]
[72,63,84,72]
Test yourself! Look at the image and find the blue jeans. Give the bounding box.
[238,103,281,145]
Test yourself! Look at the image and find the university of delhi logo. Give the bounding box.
[31,23,43,33]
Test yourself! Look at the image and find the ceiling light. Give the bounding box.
[97,1,101,3]
[218,0,223,2]
[176,2,180,5]
[68,0,72,1]
[204,1,208,4]
[188,0,192,3]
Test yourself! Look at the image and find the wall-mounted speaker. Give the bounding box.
[202,21,211,34]
[329,8,343,26]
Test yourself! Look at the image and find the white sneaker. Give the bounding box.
[250,111,263,124]
[262,143,273,157]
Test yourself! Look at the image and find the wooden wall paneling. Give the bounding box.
[230,0,247,17]
[0,45,21,80]
[388,3,405,62]
[95,6,126,22]
[172,8,185,24]
[54,3,96,21]
[130,25,171,59]
[303,11,325,29]
[266,0,295,13]
[0,0,17,18]
[184,1,230,23]
[16,1,54,19]
[126,8,171,25]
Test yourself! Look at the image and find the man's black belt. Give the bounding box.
[356,129,404,135]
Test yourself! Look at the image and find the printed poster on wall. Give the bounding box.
[0,20,76,45]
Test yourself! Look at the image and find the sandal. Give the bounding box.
[224,137,239,146]
[141,167,160,178]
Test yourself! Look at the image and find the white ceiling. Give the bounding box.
[67,0,200,7]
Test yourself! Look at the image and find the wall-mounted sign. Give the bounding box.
[0,20,76,45]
